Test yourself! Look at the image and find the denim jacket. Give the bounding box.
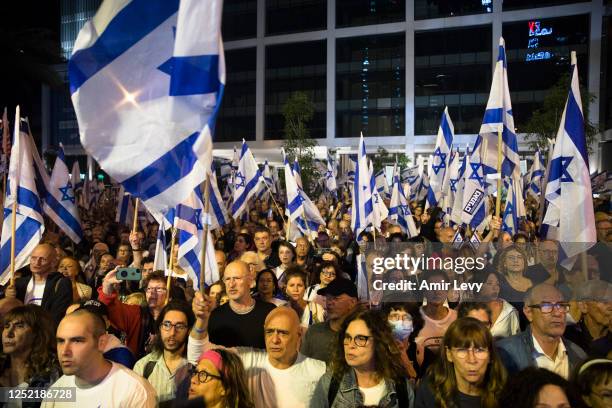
[310,369,415,408]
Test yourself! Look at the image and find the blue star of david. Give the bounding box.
[555,156,574,183]
[59,183,75,204]
[450,178,459,193]
[235,172,246,188]
[194,209,203,230]
[399,204,409,216]
[325,170,333,179]
[431,147,447,175]
[373,193,380,204]
[468,163,484,185]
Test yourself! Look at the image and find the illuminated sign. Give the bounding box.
[526,20,554,62]
[528,21,553,37]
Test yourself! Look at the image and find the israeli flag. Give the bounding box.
[389,163,419,237]
[442,150,459,219]
[0,107,45,285]
[231,140,263,219]
[173,190,206,289]
[543,52,596,257]
[325,151,338,194]
[153,217,170,273]
[374,169,389,198]
[451,147,470,226]
[461,136,488,232]
[502,178,519,236]
[351,134,373,239]
[369,160,388,231]
[71,160,83,191]
[527,150,546,199]
[263,160,276,195]
[208,168,229,231]
[69,0,223,214]
[46,144,83,243]
[293,158,303,190]
[479,38,520,181]
[115,185,134,226]
[426,107,454,209]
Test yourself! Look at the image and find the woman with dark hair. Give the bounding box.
[471,269,520,339]
[496,245,533,329]
[499,367,579,408]
[284,268,325,329]
[575,358,612,408]
[311,308,415,407]
[58,256,92,302]
[415,317,507,408]
[187,349,254,408]
[274,241,296,288]
[383,302,434,380]
[305,261,337,305]
[254,269,286,306]
[0,305,60,406]
[227,233,254,262]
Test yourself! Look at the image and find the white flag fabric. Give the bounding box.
[325,151,338,194]
[479,37,520,181]
[69,0,223,214]
[231,141,263,219]
[389,163,419,237]
[351,134,373,239]
[0,107,45,284]
[451,147,470,226]
[426,107,454,209]
[47,144,83,243]
[461,136,488,231]
[527,150,546,199]
[543,52,596,259]
[369,160,388,231]
[502,178,519,236]
[208,169,229,231]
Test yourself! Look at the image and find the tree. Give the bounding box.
[370,147,411,174]
[282,91,320,194]
[523,73,599,154]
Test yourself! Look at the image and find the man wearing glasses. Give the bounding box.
[497,283,587,379]
[99,270,172,358]
[134,300,195,403]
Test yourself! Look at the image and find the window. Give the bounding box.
[216,48,256,142]
[415,0,492,20]
[415,26,492,134]
[336,0,404,28]
[502,0,588,11]
[266,0,326,35]
[265,41,327,140]
[503,15,589,128]
[223,0,257,41]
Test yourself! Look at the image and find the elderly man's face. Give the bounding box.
[538,241,559,267]
[525,285,568,339]
[596,221,612,242]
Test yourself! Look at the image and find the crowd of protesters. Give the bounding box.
[0,185,610,408]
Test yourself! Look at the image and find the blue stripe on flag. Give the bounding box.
[482,108,503,125]
[122,131,199,201]
[0,217,42,272]
[440,113,454,148]
[564,91,588,167]
[169,55,221,96]
[231,170,261,215]
[17,187,43,214]
[45,194,84,238]
[69,0,179,93]
[209,188,226,227]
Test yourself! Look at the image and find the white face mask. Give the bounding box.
[388,319,413,341]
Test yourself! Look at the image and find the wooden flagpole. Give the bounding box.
[132,198,139,233]
[200,177,211,294]
[165,227,177,304]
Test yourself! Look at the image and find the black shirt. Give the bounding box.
[416,376,482,408]
[208,299,276,349]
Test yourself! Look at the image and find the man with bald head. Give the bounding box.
[496,283,586,378]
[206,260,275,348]
[189,301,326,408]
[6,243,72,325]
[42,309,156,407]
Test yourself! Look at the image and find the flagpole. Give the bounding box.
[165,227,177,304]
[9,199,17,286]
[200,177,211,294]
[132,198,139,233]
[263,181,284,220]
[495,125,503,217]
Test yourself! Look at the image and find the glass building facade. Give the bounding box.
[48,0,610,163]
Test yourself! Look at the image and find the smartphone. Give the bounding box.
[116,267,141,281]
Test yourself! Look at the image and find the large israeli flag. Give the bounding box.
[46,144,83,243]
[231,140,263,219]
[69,0,223,214]
[389,163,419,237]
[0,107,45,285]
[426,107,454,209]
[351,134,373,239]
[461,136,488,231]
[527,150,546,199]
[543,52,596,255]
[479,38,520,181]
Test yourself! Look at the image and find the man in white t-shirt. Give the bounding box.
[42,309,157,407]
[189,294,326,408]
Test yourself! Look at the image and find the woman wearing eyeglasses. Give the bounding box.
[311,308,415,407]
[187,349,254,408]
[415,317,507,408]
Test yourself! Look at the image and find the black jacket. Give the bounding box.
[15,272,72,326]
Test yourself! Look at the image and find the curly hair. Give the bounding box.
[496,245,529,277]
[0,305,59,383]
[151,300,195,355]
[329,307,407,384]
[499,366,580,407]
[428,317,506,408]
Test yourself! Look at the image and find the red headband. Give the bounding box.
[199,349,224,373]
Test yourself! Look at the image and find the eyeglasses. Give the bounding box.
[450,347,489,360]
[343,334,371,347]
[146,287,168,294]
[528,302,570,314]
[321,271,336,277]
[160,321,188,332]
[191,368,221,384]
